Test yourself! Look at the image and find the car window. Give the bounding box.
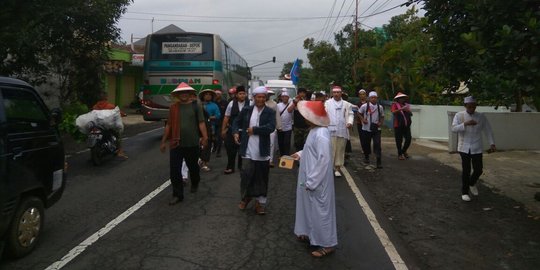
[1,87,49,131]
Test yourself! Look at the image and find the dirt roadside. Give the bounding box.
[347,135,540,270]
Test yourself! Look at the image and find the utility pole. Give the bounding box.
[352,0,358,86]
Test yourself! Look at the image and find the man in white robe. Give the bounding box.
[324,86,354,177]
[292,101,337,258]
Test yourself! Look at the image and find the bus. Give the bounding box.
[140,32,250,121]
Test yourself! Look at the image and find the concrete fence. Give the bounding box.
[381,103,540,151]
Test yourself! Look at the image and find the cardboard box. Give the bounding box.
[279,156,295,169]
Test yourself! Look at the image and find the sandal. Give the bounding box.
[201,166,210,172]
[296,235,309,243]
[311,247,335,258]
[398,155,405,160]
[404,153,410,159]
[238,198,252,210]
[224,169,233,174]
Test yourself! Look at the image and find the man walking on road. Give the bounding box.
[451,96,496,202]
[324,86,354,177]
[221,86,247,174]
[276,91,294,156]
[160,83,208,205]
[358,91,384,169]
[232,86,276,215]
[291,88,309,151]
[292,101,337,258]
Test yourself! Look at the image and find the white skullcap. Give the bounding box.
[464,96,476,104]
[332,86,342,92]
[358,89,366,94]
[252,86,267,96]
[368,91,378,98]
[280,91,289,97]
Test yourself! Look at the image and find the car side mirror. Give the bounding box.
[50,108,63,126]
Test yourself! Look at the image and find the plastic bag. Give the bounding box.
[75,107,124,134]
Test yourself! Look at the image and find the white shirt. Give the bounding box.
[324,98,354,139]
[245,106,270,161]
[358,102,384,132]
[452,111,495,154]
[276,101,293,131]
[224,100,246,116]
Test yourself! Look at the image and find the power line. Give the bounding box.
[243,27,325,56]
[124,11,352,22]
[317,0,338,41]
[325,0,348,41]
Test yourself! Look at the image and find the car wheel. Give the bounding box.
[6,196,44,258]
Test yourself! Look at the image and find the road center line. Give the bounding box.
[341,167,408,270]
[45,180,171,270]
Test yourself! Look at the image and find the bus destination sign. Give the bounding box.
[162,42,202,54]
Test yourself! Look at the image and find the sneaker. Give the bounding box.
[254,202,266,215]
[334,171,342,177]
[461,194,472,202]
[469,185,479,196]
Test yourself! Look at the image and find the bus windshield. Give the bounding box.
[148,34,214,61]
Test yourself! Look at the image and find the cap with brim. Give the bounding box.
[298,101,330,126]
[393,92,408,99]
[199,89,216,100]
[171,82,195,94]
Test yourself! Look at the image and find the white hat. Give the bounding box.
[368,91,378,98]
[393,92,408,99]
[280,91,289,97]
[297,101,330,127]
[464,96,476,104]
[358,89,367,94]
[267,90,275,95]
[252,86,267,96]
[171,82,195,93]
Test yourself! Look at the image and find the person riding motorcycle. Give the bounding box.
[92,92,128,159]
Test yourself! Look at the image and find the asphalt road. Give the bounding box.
[1,128,413,270]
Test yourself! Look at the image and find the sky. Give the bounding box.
[117,0,424,81]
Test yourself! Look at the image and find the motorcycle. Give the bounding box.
[86,121,118,165]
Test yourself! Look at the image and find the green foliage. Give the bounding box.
[0,0,133,106]
[58,102,89,142]
[423,0,540,110]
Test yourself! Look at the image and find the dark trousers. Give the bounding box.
[459,152,483,194]
[224,132,242,171]
[394,126,412,156]
[214,124,223,154]
[293,127,309,151]
[170,146,200,199]
[240,159,270,199]
[360,129,381,158]
[277,130,292,156]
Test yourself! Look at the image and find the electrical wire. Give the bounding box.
[325,0,348,41]
[317,0,338,41]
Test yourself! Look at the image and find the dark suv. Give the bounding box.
[0,77,66,258]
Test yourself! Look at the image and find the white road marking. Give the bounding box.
[341,167,409,270]
[45,180,171,270]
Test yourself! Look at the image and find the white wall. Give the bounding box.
[448,111,540,151]
[408,105,508,141]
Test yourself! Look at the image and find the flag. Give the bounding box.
[290,58,300,85]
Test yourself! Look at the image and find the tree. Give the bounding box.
[0,0,132,106]
[423,0,540,111]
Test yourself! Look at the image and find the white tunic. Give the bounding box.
[325,98,355,139]
[294,126,337,247]
[358,102,384,132]
[245,106,270,161]
[451,111,495,154]
[276,101,293,131]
